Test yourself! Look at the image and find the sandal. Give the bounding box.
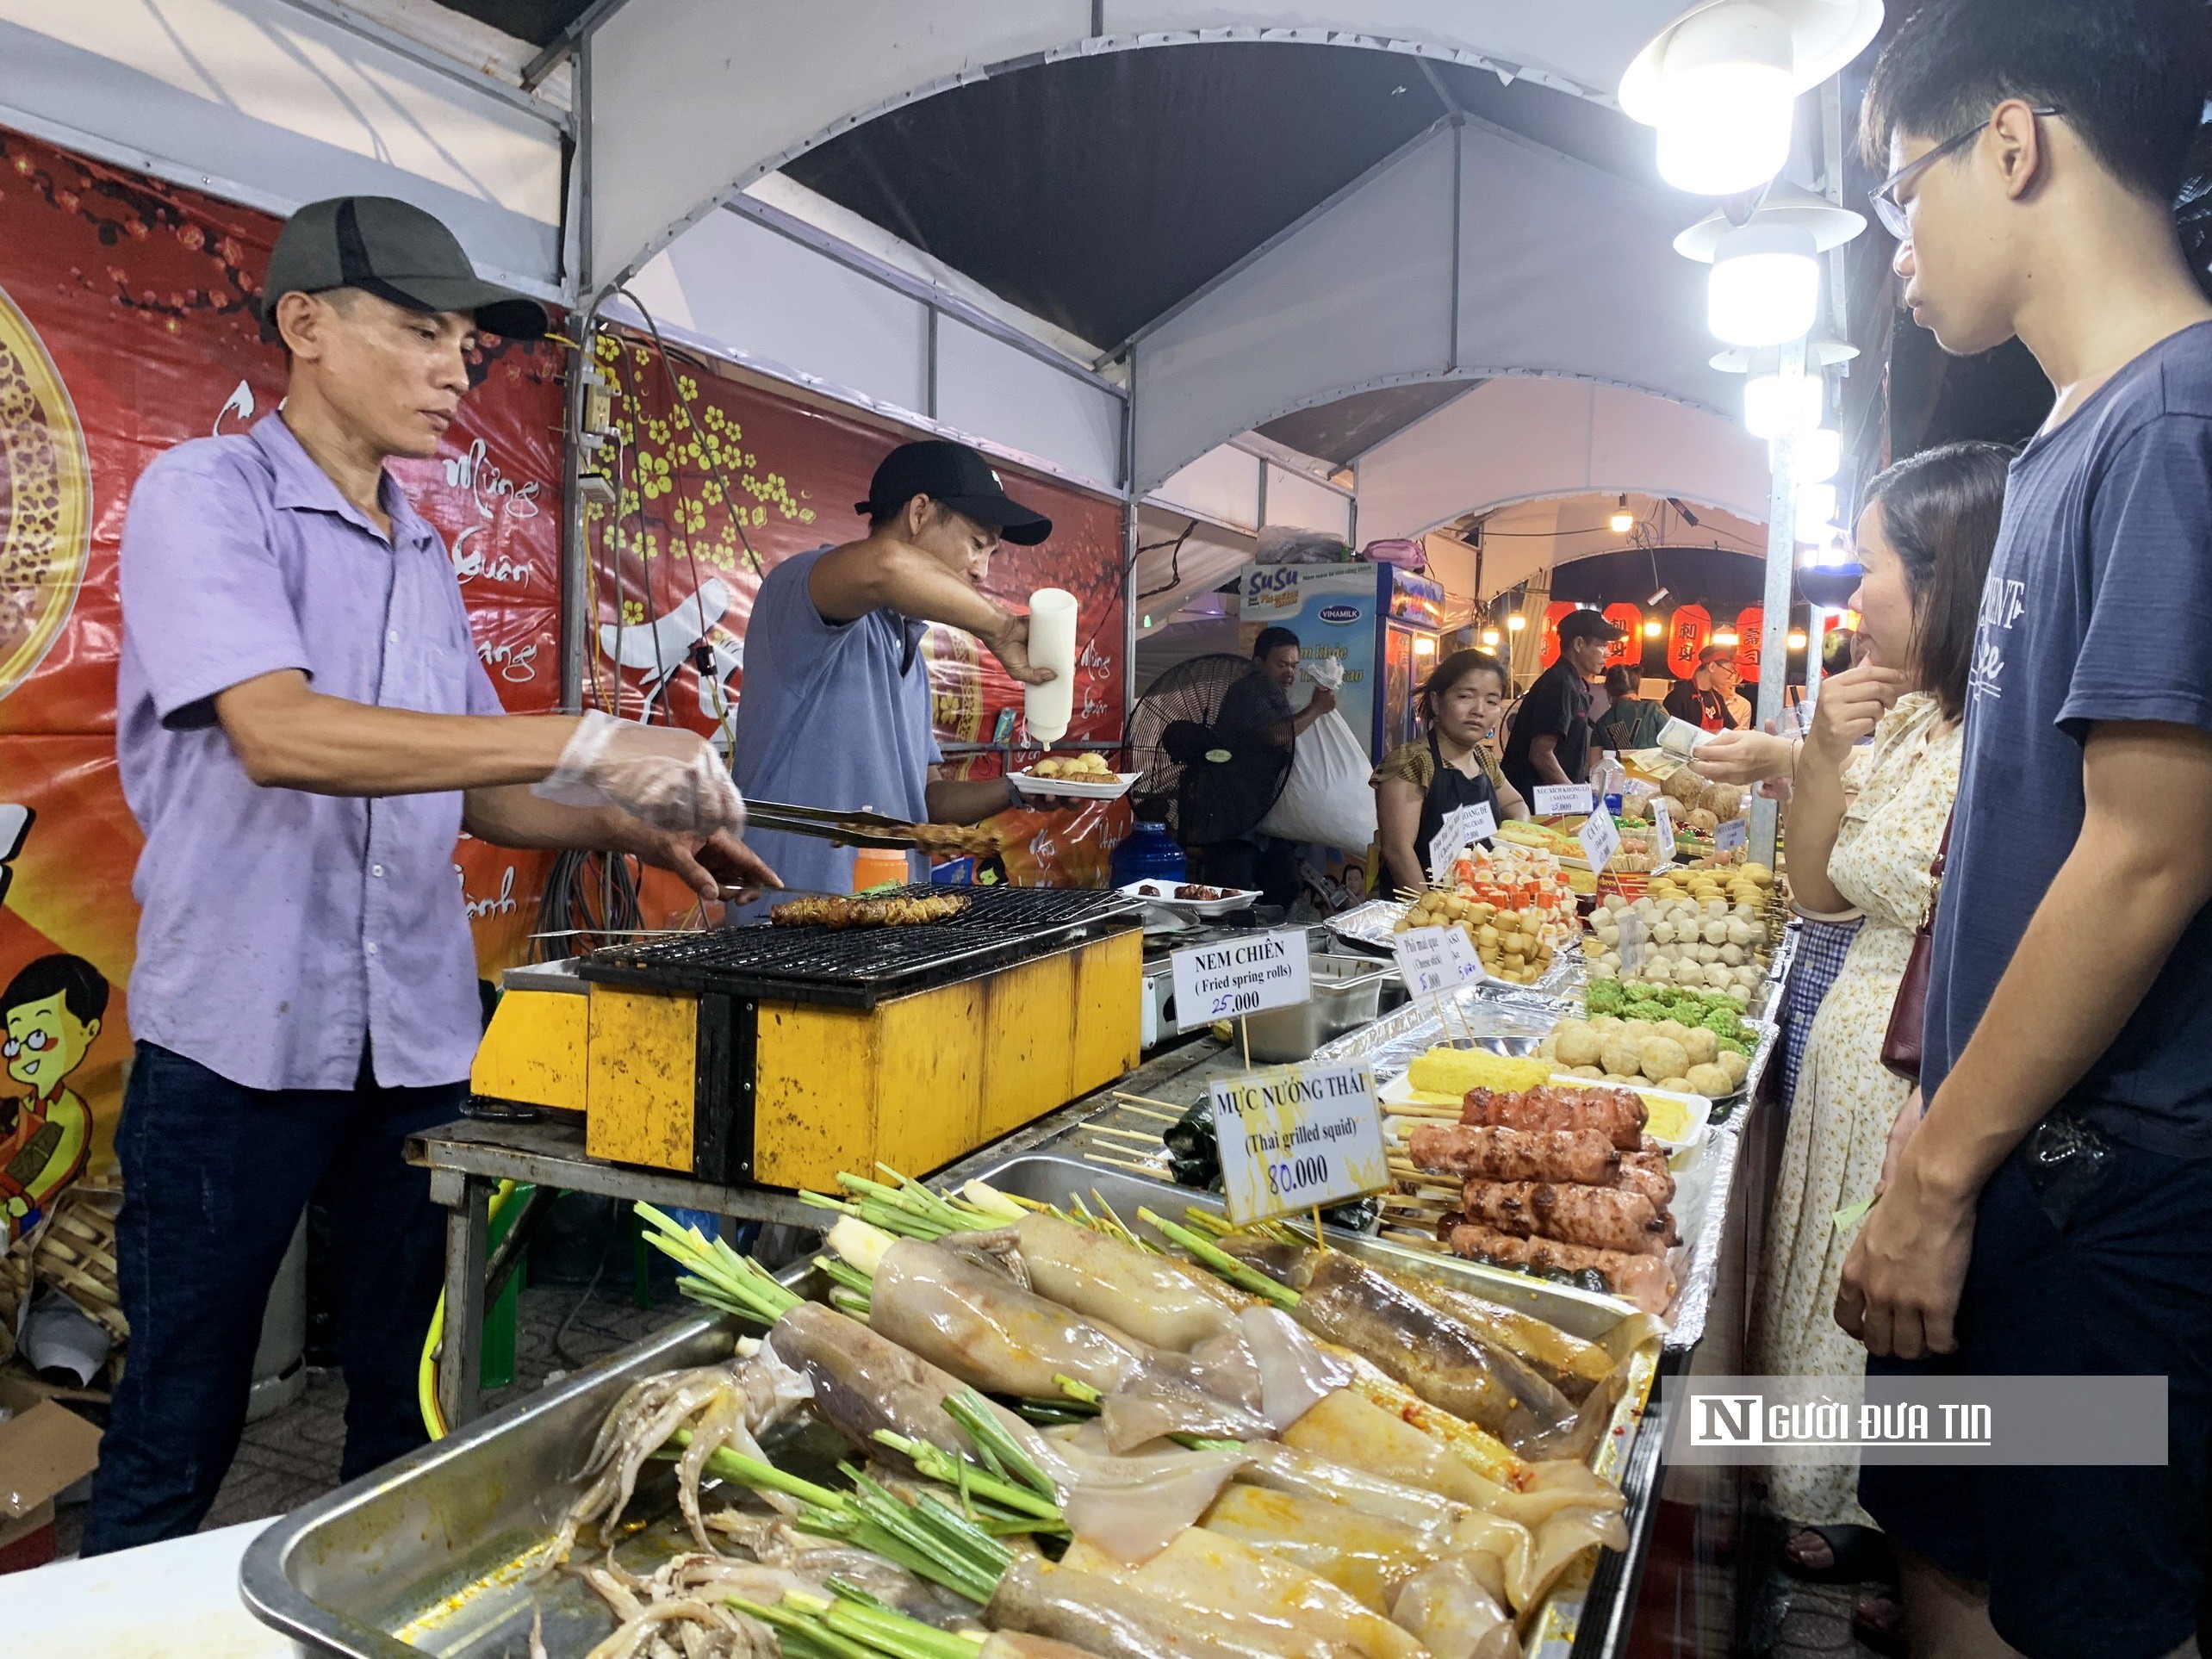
[1851,1591,1907,1657]
[1782,1524,1895,1584]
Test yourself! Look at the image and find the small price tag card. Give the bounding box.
[1717,817,1749,854]
[1171,929,1311,1023]
[1650,798,1677,864]
[1533,784,1595,817]
[1211,1059,1389,1226]
[1426,802,1498,882]
[1578,805,1622,872]
[1393,924,1486,998]
[1617,910,1649,973]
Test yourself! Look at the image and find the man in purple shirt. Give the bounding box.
[82,197,775,1553]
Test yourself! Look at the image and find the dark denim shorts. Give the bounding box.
[1860,1112,2212,1659]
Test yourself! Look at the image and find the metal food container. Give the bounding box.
[1242,951,1397,1061]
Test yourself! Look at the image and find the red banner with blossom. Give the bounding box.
[0,127,564,1206]
[581,327,1128,909]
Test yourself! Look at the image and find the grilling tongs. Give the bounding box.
[743,797,932,849]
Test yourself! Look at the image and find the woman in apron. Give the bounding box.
[1372,649,1531,895]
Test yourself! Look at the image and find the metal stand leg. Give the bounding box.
[433,1171,489,1432]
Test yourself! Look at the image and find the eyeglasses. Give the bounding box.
[1869,107,2062,240]
[2,1031,51,1058]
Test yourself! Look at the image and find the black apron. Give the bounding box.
[1415,730,1503,865]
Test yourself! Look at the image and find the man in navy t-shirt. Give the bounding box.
[1838,4,2212,1656]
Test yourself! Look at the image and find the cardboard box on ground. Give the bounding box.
[0,1373,103,1571]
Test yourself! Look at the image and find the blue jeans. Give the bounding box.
[80,1042,462,1555]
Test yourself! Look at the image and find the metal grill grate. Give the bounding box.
[576,885,1142,1007]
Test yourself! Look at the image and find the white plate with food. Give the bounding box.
[1007,755,1140,799]
[1378,1067,1711,1154]
[1117,879,1261,916]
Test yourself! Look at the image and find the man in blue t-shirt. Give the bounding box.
[1837,4,2212,1655]
[730,440,1055,897]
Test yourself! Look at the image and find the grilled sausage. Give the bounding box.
[1459,1177,1671,1256]
[1445,1222,1676,1316]
[1460,1085,1646,1152]
[1406,1122,1621,1186]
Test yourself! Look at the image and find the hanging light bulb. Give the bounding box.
[1796,482,1840,543]
[1643,618,1664,637]
[1790,426,1842,484]
[1609,494,1636,534]
[1786,629,1809,649]
[1623,1,1885,196]
[1648,3,1797,194]
[1507,613,1527,631]
[1745,372,1824,439]
[1707,223,1820,345]
[1676,185,1866,349]
[1480,628,1502,647]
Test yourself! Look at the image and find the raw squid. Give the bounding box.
[982,1637,1120,1659]
[867,1237,1272,1451]
[767,1301,1027,1466]
[1388,1278,1619,1403]
[1240,1307,1353,1430]
[1036,1429,1251,1565]
[1235,1441,1469,1544]
[986,1556,1348,1659]
[1283,1390,1621,1526]
[870,1236,1154,1397]
[1004,1212,1244,1351]
[547,1350,813,1569]
[1224,1242,1595,1458]
[1063,1526,1427,1659]
[1389,1558,1523,1659]
[1200,1482,1451,1609]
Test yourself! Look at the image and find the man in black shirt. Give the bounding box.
[1662,646,1744,733]
[1501,611,1621,801]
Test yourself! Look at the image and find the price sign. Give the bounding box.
[1716,817,1749,854]
[1616,910,1649,973]
[1210,1060,1389,1226]
[1578,806,1621,873]
[1393,924,1486,998]
[1533,784,1595,816]
[1426,802,1498,882]
[1650,798,1677,864]
[1171,929,1311,1023]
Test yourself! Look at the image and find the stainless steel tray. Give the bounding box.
[241,1314,744,1657]
[1327,899,1586,997]
[965,1151,1661,1659]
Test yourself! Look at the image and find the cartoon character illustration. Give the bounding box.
[0,954,105,1249]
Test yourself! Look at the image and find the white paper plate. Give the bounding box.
[1118,879,1260,916]
[1008,769,1140,800]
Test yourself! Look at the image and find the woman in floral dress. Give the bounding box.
[1753,443,2012,1577]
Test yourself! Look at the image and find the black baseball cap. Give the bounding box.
[1556,609,1625,645]
[856,440,1053,545]
[261,196,549,341]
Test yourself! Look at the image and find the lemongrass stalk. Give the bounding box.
[942,1390,1060,1501]
[826,1215,898,1277]
[678,1434,848,1511]
[870,1432,1060,1524]
[1137,1208,1300,1309]
[725,1595,885,1659]
[829,1286,873,1320]
[1053,1374,1104,1407]
[959,1179,1031,1221]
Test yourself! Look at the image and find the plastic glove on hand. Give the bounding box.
[534,711,746,836]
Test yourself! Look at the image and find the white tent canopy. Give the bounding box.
[1353,376,1774,544]
[582,0,1699,294]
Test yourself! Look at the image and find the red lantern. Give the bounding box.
[1665,604,1712,680]
[1735,607,1764,682]
[1602,603,1643,670]
[1537,600,1576,669]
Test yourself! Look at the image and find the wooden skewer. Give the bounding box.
[1109,1101,1184,1122]
[1086,1125,1165,1146]
[1082,1150,1165,1177]
[1110,1092,1188,1116]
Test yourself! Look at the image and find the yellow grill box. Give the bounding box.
[470,888,1143,1190]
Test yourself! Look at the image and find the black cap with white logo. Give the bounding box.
[260,196,549,341]
[856,440,1053,545]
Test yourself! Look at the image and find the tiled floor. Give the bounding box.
[1764,1573,1897,1657]
[53,1275,687,1555]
